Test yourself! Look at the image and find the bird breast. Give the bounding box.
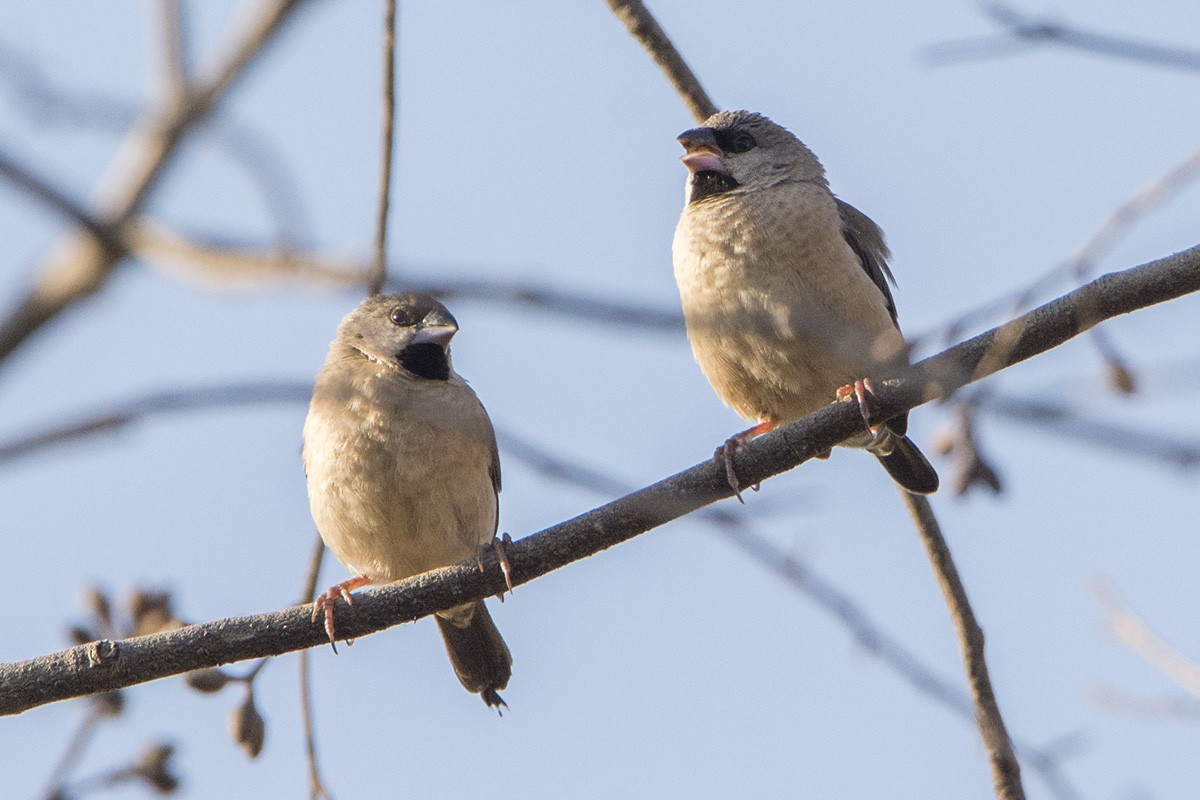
[672,181,904,424]
[303,359,497,583]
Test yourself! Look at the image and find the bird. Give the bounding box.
[671,110,939,496]
[303,292,513,708]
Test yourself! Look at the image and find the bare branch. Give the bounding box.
[0,149,122,253]
[1093,580,1200,699]
[0,245,1196,715]
[926,4,1200,71]
[902,491,1025,799]
[369,0,398,296]
[605,0,717,123]
[973,393,1200,470]
[0,0,311,366]
[150,0,190,103]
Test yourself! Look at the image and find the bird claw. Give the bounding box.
[312,576,370,654]
[478,534,514,596]
[715,421,775,503]
[838,378,897,455]
[715,438,746,504]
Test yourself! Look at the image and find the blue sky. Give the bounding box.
[2,2,1199,798]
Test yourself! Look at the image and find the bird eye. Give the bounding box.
[389,306,413,326]
[730,132,756,153]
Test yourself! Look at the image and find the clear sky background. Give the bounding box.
[2,2,1199,798]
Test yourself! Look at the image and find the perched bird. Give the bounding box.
[671,110,938,495]
[303,292,512,708]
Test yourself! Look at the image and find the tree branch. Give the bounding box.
[1,244,1198,715]
[604,0,717,122]
[902,491,1025,799]
[0,0,310,366]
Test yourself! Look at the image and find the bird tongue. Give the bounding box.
[681,149,725,175]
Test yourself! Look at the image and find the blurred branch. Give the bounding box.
[1093,580,1200,699]
[0,149,123,252]
[605,0,717,123]
[972,393,1200,470]
[151,0,190,102]
[903,491,1024,800]
[0,380,309,467]
[0,0,310,366]
[2,244,1198,714]
[1089,684,1200,721]
[925,4,1200,71]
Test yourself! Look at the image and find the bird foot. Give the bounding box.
[837,378,896,455]
[477,533,515,596]
[311,576,370,654]
[715,421,775,503]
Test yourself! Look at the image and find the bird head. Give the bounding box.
[337,292,459,381]
[677,110,826,203]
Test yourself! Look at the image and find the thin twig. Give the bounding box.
[298,533,332,800]
[925,3,1200,71]
[40,703,105,799]
[1093,580,1200,699]
[901,491,1025,800]
[369,0,398,296]
[604,0,717,123]
[1,244,1198,715]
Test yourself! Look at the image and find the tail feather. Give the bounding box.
[435,601,512,709]
[876,435,939,495]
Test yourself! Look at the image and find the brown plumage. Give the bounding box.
[303,293,512,708]
[672,110,938,495]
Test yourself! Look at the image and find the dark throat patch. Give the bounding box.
[398,343,450,381]
[689,171,739,203]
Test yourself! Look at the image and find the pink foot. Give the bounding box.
[311,576,370,653]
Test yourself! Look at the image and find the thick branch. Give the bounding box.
[1,244,1198,715]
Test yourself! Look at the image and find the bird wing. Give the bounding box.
[836,198,898,326]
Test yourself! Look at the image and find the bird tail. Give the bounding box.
[875,435,940,495]
[435,601,512,709]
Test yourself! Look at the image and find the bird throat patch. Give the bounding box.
[690,171,739,203]
[398,343,451,381]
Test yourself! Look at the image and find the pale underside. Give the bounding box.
[303,353,498,623]
[673,179,905,431]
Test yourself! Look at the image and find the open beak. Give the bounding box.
[677,128,725,174]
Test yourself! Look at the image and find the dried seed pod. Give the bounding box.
[92,689,126,717]
[128,589,184,636]
[1106,359,1137,395]
[68,625,96,646]
[229,692,266,759]
[81,585,112,627]
[133,742,180,794]
[185,668,232,694]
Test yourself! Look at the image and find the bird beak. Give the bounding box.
[677,127,725,174]
[412,324,458,347]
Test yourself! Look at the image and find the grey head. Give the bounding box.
[337,292,459,381]
[677,110,827,203]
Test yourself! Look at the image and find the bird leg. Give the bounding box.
[716,420,776,502]
[476,533,514,596]
[837,378,896,456]
[311,576,371,654]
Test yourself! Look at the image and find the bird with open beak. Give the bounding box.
[303,292,513,708]
[671,110,938,496]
